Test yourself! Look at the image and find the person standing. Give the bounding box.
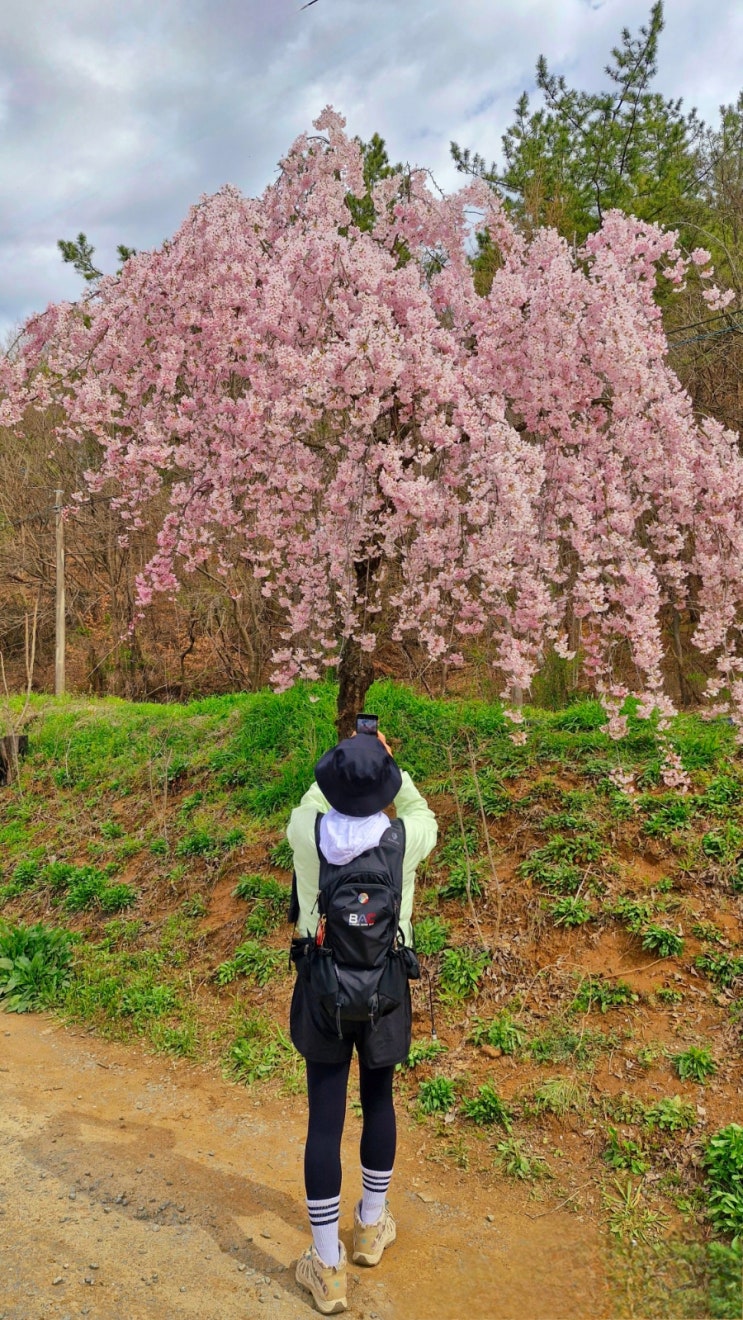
[287,729,437,1315]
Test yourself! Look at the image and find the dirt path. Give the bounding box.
[0,1014,608,1320]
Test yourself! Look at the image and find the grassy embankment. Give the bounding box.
[0,681,741,1317]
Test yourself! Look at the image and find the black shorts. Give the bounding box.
[289,974,412,1069]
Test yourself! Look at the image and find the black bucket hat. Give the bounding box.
[314,736,402,817]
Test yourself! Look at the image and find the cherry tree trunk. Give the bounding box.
[336,637,374,740]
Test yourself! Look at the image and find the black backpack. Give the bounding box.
[307,813,418,1036]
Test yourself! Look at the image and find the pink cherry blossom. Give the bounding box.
[4,109,742,735]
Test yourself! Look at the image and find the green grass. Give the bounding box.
[2,682,742,1295]
[215,941,285,987]
[226,1013,300,1088]
[528,1022,616,1067]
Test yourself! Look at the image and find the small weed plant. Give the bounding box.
[674,1045,717,1084]
[269,838,294,869]
[461,1084,512,1129]
[549,895,592,927]
[528,1076,587,1117]
[227,1014,298,1087]
[438,946,489,1001]
[695,952,743,988]
[704,1124,743,1244]
[493,1137,550,1181]
[602,1127,650,1175]
[603,1179,667,1245]
[470,1011,526,1055]
[399,1039,447,1069]
[572,975,638,1014]
[529,1023,615,1068]
[418,1077,456,1114]
[640,923,684,958]
[438,861,484,901]
[414,915,450,955]
[0,921,74,1012]
[643,1095,696,1134]
[640,797,693,837]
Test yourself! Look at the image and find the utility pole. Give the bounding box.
[54,489,65,695]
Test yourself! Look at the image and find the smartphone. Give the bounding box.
[355,713,379,736]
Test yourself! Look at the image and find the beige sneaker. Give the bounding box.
[295,1241,347,1314]
[352,1200,397,1266]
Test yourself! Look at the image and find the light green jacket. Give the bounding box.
[286,770,438,945]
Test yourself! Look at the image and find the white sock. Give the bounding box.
[307,1194,341,1267]
[360,1166,393,1225]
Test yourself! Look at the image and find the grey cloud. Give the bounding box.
[1,0,741,338]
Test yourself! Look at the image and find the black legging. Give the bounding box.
[304,1059,397,1201]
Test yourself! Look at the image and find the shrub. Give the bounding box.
[0,922,74,1012]
[704,1125,743,1244]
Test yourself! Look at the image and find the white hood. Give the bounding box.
[319,807,389,866]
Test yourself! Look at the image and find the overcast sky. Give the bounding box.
[1,0,741,341]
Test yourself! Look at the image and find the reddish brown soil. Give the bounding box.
[0,1013,609,1320]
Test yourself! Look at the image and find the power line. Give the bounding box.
[667,316,743,348]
